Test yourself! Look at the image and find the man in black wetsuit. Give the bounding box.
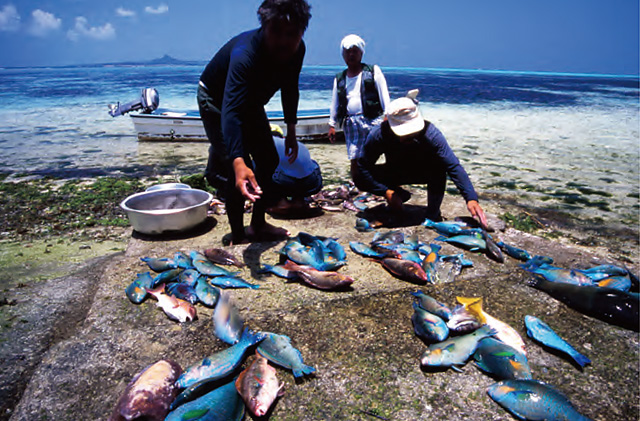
[197,0,311,244]
[355,91,489,228]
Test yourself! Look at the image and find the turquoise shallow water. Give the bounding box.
[0,65,638,227]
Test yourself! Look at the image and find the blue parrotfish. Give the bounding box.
[140,257,177,272]
[257,332,316,378]
[207,275,259,289]
[125,272,154,304]
[166,282,198,305]
[349,241,390,259]
[420,325,497,372]
[487,379,592,421]
[176,328,265,389]
[495,241,532,262]
[212,291,245,345]
[152,268,183,288]
[259,264,298,280]
[191,251,240,277]
[178,269,200,287]
[435,234,487,252]
[411,301,449,343]
[521,263,593,286]
[422,218,467,236]
[166,377,245,421]
[597,275,631,292]
[355,217,374,232]
[411,291,452,320]
[372,230,405,245]
[524,315,590,367]
[173,251,193,269]
[576,264,629,281]
[194,276,220,308]
[473,337,532,380]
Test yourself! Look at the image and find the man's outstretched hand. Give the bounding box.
[467,200,488,230]
[233,157,262,202]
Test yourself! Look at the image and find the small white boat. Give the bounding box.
[130,108,333,142]
[109,88,337,142]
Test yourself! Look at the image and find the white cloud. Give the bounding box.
[67,16,115,41]
[28,9,61,37]
[145,4,168,15]
[0,4,20,31]
[116,7,136,18]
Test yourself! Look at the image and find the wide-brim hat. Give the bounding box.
[387,94,424,137]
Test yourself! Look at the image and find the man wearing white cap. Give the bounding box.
[328,34,391,179]
[354,91,488,228]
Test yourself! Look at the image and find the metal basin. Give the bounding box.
[120,188,213,234]
[145,183,192,192]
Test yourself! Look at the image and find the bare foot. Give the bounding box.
[246,221,290,241]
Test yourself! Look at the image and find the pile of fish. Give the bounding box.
[125,248,257,323]
[410,292,594,420]
[260,232,355,290]
[349,229,473,284]
[310,183,385,213]
[112,286,315,420]
[423,218,506,263]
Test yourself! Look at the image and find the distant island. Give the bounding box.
[2,55,206,70]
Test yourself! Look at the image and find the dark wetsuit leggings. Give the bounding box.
[198,85,279,240]
[369,163,447,218]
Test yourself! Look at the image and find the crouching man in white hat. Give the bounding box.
[354,91,488,228]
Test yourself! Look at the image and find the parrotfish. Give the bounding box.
[212,291,245,345]
[191,251,240,277]
[482,231,504,263]
[420,325,497,372]
[109,359,183,421]
[236,355,284,418]
[421,244,442,284]
[140,257,178,273]
[456,297,526,355]
[411,301,449,343]
[435,234,487,252]
[194,276,220,307]
[283,242,325,268]
[355,217,374,232]
[125,272,154,304]
[282,261,355,290]
[447,302,484,334]
[204,247,245,267]
[396,249,423,265]
[441,254,474,268]
[381,258,429,284]
[176,328,265,389]
[257,332,316,378]
[411,291,452,320]
[473,337,532,381]
[524,315,591,368]
[166,282,198,305]
[597,275,631,292]
[528,276,639,331]
[166,377,245,421]
[146,285,196,323]
[207,275,259,289]
[152,268,183,288]
[173,251,193,269]
[178,269,200,287]
[372,230,404,245]
[576,264,629,281]
[487,379,592,421]
[349,241,390,259]
[496,241,532,262]
[321,237,347,261]
[259,264,298,280]
[522,263,594,286]
[422,218,466,236]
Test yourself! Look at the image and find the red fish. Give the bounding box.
[282,261,355,290]
[236,355,284,417]
[147,285,197,323]
[381,258,428,284]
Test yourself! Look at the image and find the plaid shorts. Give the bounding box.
[343,114,383,160]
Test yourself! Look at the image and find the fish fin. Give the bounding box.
[572,352,591,368]
[301,364,316,376]
[451,364,465,373]
[430,244,442,253]
[434,235,447,242]
[181,408,210,421]
[473,360,489,373]
[277,382,286,397]
[258,264,273,274]
[410,291,423,299]
[146,284,165,295]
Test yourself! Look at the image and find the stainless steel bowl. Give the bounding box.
[145,183,192,192]
[120,188,213,234]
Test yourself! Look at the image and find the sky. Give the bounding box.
[0,0,638,75]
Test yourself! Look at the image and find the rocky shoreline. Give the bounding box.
[0,176,638,420]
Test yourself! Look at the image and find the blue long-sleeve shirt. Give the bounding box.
[356,120,479,202]
[200,28,305,160]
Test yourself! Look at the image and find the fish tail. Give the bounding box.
[572,352,591,368]
[258,264,273,274]
[410,291,423,299]
[430,244,442,253]
[240,328,267,345]
[525,275,544,290]
[293,364,316,378]
[422,218,434,227]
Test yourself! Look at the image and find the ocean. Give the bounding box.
[0,64,638,228]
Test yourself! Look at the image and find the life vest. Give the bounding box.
[335,63,383,126]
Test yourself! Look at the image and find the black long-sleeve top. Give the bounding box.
[200,28,305,160]
[356,120,479,202]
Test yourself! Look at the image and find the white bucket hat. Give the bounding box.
[387,90,425,136]
[340,34,365,55]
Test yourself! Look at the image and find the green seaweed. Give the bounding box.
[500,212,540,232]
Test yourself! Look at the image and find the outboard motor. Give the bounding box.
[108,88,159,117]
